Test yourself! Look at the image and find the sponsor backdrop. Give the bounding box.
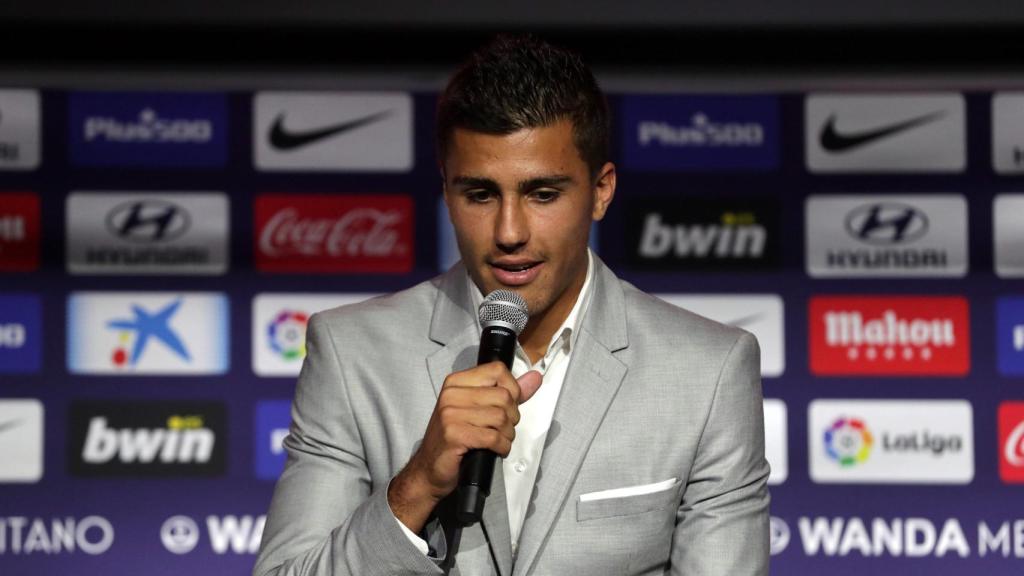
[0,86,1023,576]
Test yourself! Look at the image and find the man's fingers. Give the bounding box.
[517,370,543,404]
[443,423,513,457]
[442,361,513,391]
[439,405,514,434]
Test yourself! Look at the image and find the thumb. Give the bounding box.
[517,370,543,404]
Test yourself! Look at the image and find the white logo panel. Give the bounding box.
[763,399,787,485]
[67,292,229,375]
[805,194,968,278]
[0,89,41,170]
[254,92,413,172]
[656,294,784,377]
[0,399,43,482]
[806,94,965,173]
[993,94,1024,173]
[995,194,1024,277]
[66,191,229,275]
[809,399,973,484]
[253,293,379,377]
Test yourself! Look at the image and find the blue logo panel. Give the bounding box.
[69,92,227,167]
[621,94,779,171]
[998,297,1024,376]
[0,293,41,373]
[255,400,292,480]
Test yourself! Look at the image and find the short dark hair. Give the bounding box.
[436,34,610,179]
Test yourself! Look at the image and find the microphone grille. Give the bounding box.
[479,290,529,334]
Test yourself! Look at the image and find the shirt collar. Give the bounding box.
[468,249,595,360]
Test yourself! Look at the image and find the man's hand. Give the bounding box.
[387,362,543,533]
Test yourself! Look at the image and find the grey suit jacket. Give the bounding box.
[254,256,770,576]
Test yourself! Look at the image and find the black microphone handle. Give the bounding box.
[456,325,518,525]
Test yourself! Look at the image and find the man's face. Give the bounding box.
[443,119,615,326]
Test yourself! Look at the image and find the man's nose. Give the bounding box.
[495,196,529,252]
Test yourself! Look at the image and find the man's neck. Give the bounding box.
[518,260,588,365]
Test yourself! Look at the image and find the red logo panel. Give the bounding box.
[809,296,970,376]
[255,194,414,274]
[999,402,1024,484]
[0,192,40,271]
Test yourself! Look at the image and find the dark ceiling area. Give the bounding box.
[2,23,1020,73]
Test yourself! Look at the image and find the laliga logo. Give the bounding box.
[267,310,308,361]
[1005,421,1024,468]
[824,417,874,467]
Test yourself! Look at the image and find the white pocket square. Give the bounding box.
[579,477,679,502]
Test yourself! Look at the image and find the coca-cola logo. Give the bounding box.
[254,195,413,274]
[259,207,405,258]
[1004,421,1024,468]
[999,403,1024,484]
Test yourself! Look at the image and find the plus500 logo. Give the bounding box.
[0,294,41,373]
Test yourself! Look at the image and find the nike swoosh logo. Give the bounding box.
[819,110,947,153]
[0,419,21,434]
[269,109,394,151]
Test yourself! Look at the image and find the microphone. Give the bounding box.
[456,289,529,525]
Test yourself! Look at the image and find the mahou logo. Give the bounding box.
[809,296,969,376]
[0,192,40,271]
[255,195,413,273]
[999,402,1024,484]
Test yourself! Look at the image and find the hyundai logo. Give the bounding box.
[105,200,190,243]
[844,203,928,245]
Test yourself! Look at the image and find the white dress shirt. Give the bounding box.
[394,250,595,557]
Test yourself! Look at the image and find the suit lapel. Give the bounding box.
[481,459,514,576]
[427,263,515,576]
[512,258,629,576]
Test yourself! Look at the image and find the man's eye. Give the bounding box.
[465,190,494,203]
[533,190,560,202]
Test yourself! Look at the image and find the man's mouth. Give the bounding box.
[490,260,543,286]
[498,262,536,272]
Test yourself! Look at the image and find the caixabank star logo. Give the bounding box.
[67,292,229,375]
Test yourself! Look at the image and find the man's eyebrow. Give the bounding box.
[450,175,575,192]
[450,176,498,189]
[518,175,574,192]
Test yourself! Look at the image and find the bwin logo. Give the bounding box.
[639,212,766,259]
[82,415,215,464]
[845,203,928,245]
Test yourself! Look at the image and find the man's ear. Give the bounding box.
[591,162,616,221]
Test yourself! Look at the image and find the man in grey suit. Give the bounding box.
[255,35,770,576]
